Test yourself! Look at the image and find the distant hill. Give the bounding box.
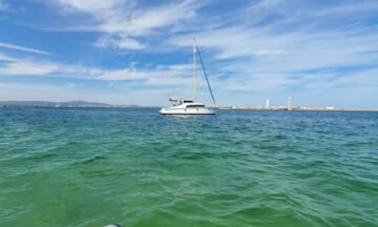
[0,100,131,108]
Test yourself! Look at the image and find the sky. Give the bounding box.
[0,0,377,108]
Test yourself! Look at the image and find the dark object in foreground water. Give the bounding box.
[103,224,122,227]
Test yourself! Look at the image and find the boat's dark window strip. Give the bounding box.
[187,105,205,108]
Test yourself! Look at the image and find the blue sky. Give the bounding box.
[0,0,377,107]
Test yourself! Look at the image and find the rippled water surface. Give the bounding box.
[0,107,377,227]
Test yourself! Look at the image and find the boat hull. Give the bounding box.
[159,107,215,115]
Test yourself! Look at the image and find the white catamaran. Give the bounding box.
[159,39,216,115]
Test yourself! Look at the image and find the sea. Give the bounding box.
[0,107,377,227]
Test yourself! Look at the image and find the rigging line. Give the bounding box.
[196,45,216,105]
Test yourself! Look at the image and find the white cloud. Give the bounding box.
[0,52,199,105]
[0,42,51,55]
[0,52,193,88]
[170,26,292,59]
[56,0,124,13]
[51,0,202,49]
[166,0,378,99]
[313,1,378,17]
[97,63,193,89]
[95,35,145,50]
[109,0,198,35]
[2,0,378,107]
[0,61,58,76]
[0,53,20,62]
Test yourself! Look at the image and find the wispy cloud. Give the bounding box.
[313,1,378,17]
[1,0,378,107]
[0,42,51,55]
[0,52,193,88]
[0,50,201,104]
[52,0,203,50]
[94,35,145,50]
[0,61,58,76]
[168,0,378,96]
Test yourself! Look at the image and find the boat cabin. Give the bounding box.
[169,99,194,106]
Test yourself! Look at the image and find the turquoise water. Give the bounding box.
[0,107,377,227]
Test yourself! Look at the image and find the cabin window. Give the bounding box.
[187,104,205,108]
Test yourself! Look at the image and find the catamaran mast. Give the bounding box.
[193,38,198,101]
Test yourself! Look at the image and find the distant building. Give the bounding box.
[288,96,293,111]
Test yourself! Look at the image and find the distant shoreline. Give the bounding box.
[1,101,377,112]
[215,107,378,112]
[0,100,140,108]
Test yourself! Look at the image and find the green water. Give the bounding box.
[0,107,377,227]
